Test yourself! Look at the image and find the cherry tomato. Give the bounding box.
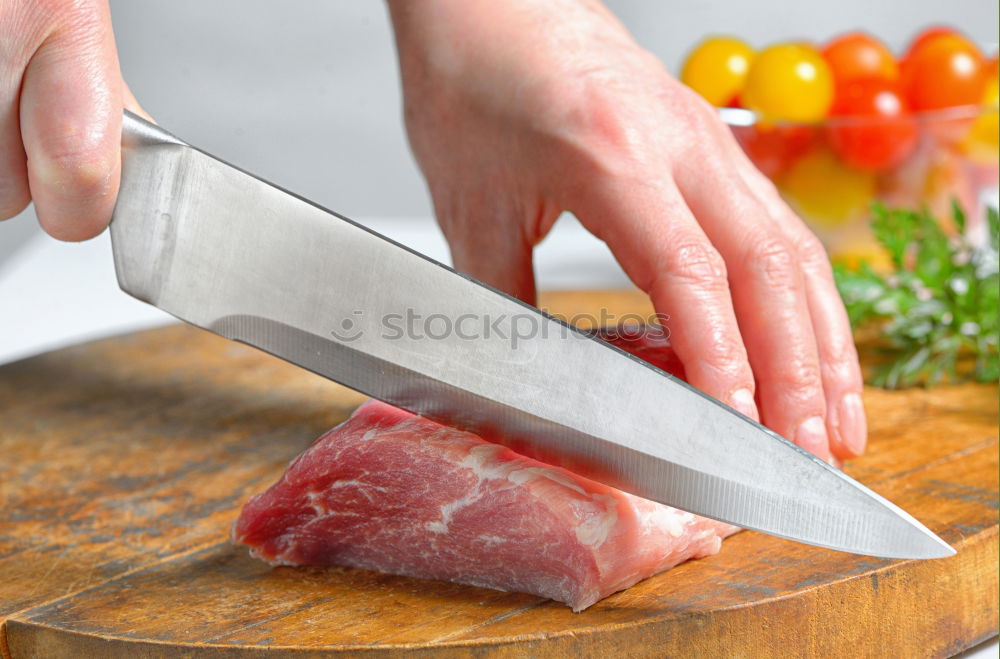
[921,149,978,225]
[961,68,999,158]
[903,34,987,110]
[903,26,960,61]
[826,78,918,171]
[743,44,834,123]
[681,37,755,107]
[822,33,898,86]
[779,148,875,227]
[732,124,818,178]
[724,92,746,109]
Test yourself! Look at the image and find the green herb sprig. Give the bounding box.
[833,202,999,389]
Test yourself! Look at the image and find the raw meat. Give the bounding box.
[587,324,685,380]
[234,327,737,611]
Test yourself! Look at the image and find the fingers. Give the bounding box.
[0,86,30,220]
[19,0,123,241]
[0,9,33,220]
[434,189,551,305]
[670,115,867,462]
[449,225,537,304]
[798,240,867,460]
[741,166,868,459]
[574,177,759,422]
[675,158,832,460]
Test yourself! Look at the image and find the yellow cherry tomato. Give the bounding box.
[681,37,755,107]
[962,73,999,157]
[744,44,834,122]
[779,148,875,227]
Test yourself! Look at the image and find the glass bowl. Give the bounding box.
[721,104,999,263]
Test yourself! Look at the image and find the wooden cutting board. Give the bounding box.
[1,291,996,658]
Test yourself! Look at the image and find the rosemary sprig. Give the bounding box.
[833,202,999,389]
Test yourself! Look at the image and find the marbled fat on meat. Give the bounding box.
[233,328,738,611]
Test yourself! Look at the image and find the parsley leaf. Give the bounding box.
[833,203,999,389]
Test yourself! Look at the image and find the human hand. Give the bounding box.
[0,0,145,240]
[388,0,867,462]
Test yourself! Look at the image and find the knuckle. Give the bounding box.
[651,74,719,131]
[556,80,644,174]
[773,356,825,403]
[661,239,729,289]
[36,145,114,200]
[701,337,751,380]
[31,115,117,200]
[798,235,832,272]
[680,96,723,137]
[747,236,798,286]
[573,75,629,142]
[547,69,673,174]
[821,335,860,381]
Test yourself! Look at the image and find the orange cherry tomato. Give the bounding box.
[822,33,898,86]
[827,78,918,172]
[903,33,987,110]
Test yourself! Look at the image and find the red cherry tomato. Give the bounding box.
[822,33,898,86]
[901,26,962,89]
[732,124,819,178]
[724,92,746,109]
[826,78,918,171]
[903,34,987,110]
[903,26,960,61]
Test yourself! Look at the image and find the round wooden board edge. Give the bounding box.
[6,525,997,658]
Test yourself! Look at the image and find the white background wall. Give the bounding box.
[1,0,997,260]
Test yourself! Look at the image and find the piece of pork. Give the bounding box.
[234,326,738,611]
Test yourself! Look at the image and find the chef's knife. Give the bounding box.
[111,111,954,560]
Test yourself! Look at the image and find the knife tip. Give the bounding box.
[925,535,958,559]
[902,523,956,560]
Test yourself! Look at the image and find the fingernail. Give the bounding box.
[795,416,830,460]
[729,388,759,421]
[837,392,868,457]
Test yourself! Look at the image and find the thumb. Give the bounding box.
[435,196,550,305]
[447,220,537,304]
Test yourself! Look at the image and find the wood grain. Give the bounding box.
[1,290,996,658]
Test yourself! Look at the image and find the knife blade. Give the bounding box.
[110,111,953,559]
